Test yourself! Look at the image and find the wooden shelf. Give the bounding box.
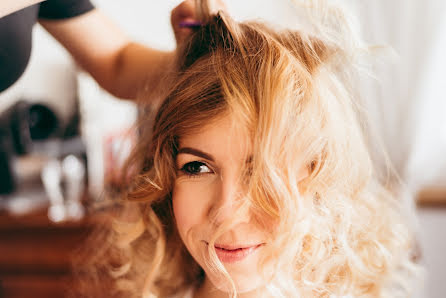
[0,208,96,298]
[0,274,73,298]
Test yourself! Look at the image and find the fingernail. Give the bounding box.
[179,21,203,28]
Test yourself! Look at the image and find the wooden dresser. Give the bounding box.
[0,209,94,298]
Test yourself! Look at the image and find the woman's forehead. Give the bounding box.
[178,114,252,161]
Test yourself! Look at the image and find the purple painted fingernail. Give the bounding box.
[179,21,203,28]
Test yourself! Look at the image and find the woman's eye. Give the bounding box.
[180,161,213,176]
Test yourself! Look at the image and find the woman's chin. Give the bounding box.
[205,269,267,294]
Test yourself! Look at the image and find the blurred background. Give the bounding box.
[0,0,445,297]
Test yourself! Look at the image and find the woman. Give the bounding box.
[76,1,421,297]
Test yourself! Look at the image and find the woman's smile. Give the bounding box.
[204,241,265,263]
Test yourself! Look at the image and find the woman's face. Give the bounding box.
[172,114,273,294]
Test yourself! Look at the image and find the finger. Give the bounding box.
[171,1,199,45]
[171,0,196,24]
[171,0,229,45]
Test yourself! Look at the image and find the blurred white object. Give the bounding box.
[41,155,86,222]
[62,155,86,220]
[41,159,66,223]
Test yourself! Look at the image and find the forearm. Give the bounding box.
[106,43,175,100]
[40,9,175,101]
[1,0,46,18]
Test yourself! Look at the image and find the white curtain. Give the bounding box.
[350,0,446,192]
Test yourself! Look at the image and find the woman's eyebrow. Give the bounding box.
[177,147,215,162]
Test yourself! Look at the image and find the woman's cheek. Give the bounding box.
[172,180,214,232]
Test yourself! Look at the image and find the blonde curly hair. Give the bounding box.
[75,1,422,297]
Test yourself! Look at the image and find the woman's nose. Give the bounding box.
[207,175,249,225]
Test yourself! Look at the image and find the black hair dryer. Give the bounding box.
[0,100,59,194]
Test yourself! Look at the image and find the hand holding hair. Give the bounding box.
[171,0,227,45]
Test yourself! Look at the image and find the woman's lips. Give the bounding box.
[206,242,263,263]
